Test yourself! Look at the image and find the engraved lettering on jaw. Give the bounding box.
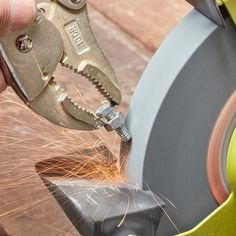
[69,25,83,46]
[65,21,90,55]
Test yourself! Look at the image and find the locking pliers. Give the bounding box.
[0,0,131,141]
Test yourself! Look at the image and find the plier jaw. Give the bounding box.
[0,0,123,132]
[40,0,121,104]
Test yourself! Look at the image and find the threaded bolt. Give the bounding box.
[103,109,132,141]
[116,125,131,142]
[96,103,131,142]
[105,111,116,121]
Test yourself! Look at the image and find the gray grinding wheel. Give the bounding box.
[125,10,236,235]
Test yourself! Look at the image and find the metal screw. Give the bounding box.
[16,35,33,53]
[96,103,132,142]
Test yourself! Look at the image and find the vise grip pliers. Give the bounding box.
[0,0,131,141]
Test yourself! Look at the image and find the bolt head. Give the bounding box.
[105,112,125,131]
[96,102,113,118]
[16,35,33,53]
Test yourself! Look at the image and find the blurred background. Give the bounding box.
[0,1,191,235]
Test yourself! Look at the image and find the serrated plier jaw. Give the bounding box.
[0,0,123,132]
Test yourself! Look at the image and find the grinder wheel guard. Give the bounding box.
[126,9,236,236]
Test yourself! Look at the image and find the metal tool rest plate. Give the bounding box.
[44,179,165,236]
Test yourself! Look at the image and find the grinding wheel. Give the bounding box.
[125,9,236,235]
